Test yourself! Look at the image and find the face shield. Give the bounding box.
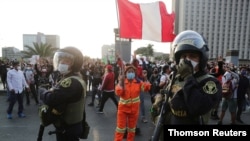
[53,51,75,73]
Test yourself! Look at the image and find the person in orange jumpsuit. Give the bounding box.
[114,65,151,141]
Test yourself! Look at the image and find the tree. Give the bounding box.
[134,44,154,57]
[154,54,169,62]
[21,42,58,58]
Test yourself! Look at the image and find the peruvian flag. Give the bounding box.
[117,0,175,42]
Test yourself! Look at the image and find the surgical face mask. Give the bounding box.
[17,66,21,70]
[126,72,135,80]
[58,64,70,74]
[26,67,31,70]
[186,58,199,69]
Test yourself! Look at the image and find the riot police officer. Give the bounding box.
[152,30,222,125]
[39,46,86,141]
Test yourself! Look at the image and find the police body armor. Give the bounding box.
[153,74,214,125]
[39,76,86,127]
[170,74,215,124]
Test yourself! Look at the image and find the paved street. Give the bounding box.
[0,85,155,141]
[0,82,250,141]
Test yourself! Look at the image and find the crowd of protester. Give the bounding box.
[1,56,250,113]
[0,53,250,139]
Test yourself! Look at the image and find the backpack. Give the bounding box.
[222,80,233,99]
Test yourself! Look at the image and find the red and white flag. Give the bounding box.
[117,0,175,42]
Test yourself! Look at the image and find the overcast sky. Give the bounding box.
[0,0,172,58]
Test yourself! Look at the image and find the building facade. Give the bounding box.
[172,0,250,64]
[23,32,60,51]
[114,28,132,63]
[2,47,22,60]
[46,35,60,49]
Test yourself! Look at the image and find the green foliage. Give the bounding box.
[21,42,58,58]
[134,44,154,57]
[154,54,169,62]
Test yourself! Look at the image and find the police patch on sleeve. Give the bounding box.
[202,81,217,94]
[60,78,72,88]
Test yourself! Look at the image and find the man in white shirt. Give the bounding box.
[6,61,30,119]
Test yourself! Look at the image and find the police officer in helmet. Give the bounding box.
[152,30,222,125]
[39,46,86,141]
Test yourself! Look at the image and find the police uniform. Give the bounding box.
[150,30,223,141]
[166,72,222,124]
[40,74,86,140]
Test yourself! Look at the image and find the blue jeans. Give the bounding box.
[7,91,24,114]
[140,91,146,118]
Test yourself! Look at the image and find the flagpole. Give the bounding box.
[115,0,122,66]
[114,0,121,59]
[115,0,124,64]
[115,0,120,30]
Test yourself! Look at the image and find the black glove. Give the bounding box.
[176,59,193,79]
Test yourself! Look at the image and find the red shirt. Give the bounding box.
[100,71,115,92]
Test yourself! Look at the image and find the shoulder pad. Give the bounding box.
[196,74,214,83]
[60,78,72,88]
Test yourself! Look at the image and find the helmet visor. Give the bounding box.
[53,52,74,71]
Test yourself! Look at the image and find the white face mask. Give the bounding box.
[190,60,198,69]
[186,58,199,69]
[17,66,21,70]
[58,64,69,74]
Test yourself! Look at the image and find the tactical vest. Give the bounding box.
[170,74,214,92]
[169,74,214,124]
[196,74,216,124]
[62,76,87,125]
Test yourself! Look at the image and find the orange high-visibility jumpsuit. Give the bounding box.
[114,79,151,141]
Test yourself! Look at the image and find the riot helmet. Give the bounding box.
[53,46,83,74]
[172,30,209,71]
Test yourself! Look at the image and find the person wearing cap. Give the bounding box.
[114,64,151,141]
[96,64,118,114]
[6,61,30,119]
